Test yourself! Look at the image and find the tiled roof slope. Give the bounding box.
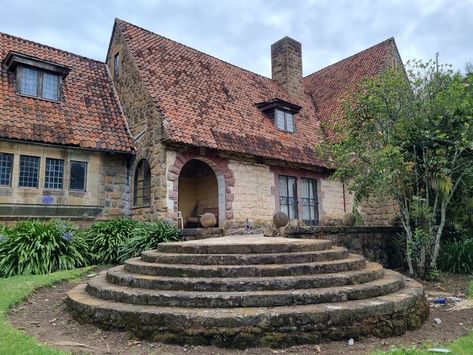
[0,33,133,153]
[116,19,394,167]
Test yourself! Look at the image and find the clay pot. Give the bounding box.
[342,213,356,226]
[200,213,217,228]
[273,212,289,228]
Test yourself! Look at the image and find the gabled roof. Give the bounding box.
[117,19,396,167]
[0,32,133,153]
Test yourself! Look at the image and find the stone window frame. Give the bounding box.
[133,159,151,208]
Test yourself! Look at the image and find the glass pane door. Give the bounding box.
[279,175,298,219]
[301,178,319,225]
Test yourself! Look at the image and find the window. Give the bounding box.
[113,52,120,80]
[19,155,40,188]
[70,161,87,191]
[279,175,298,219]
[17,66,60,101]
[44,158,64,189]
[0,153,13,186]
[301,178,319,225]
[134,159,151,207]
[275,109,295,132]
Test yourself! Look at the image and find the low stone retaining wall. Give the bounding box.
[286,226,404,269]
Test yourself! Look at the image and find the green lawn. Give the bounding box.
[0,267,92,355]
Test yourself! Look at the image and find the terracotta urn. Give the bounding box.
[200,212,217,228]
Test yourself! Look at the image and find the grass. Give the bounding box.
[0,267,92,355]
[469,281,473,299]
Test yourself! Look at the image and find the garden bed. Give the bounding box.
[7,272,473,354]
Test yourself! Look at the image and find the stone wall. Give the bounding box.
[0,140,128,220]
[107,25,168,222]
[286,226,404,269]
[319,178,353,221]
[228,160,275,227]
[360,195,399,226]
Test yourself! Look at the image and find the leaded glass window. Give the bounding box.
[0,153,13,186]
[17,66,60,101]
[44,158,64,189]
[19,155,40,188]
[275,109,295,132]
[134,159,151,207]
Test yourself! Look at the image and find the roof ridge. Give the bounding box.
[115,18,275,83]
[304,37,394,79]
[0,31,105,64]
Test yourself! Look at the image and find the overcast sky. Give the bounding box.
[1,0,471,76]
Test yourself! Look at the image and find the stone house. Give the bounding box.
[0,19,402,227]
[0,32,133,221]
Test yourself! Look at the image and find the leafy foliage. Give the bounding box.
[84,218,139,265]
[0,220,90,277]
[316,59,473,278]
[438,238,473,274]
[119,221,180,262]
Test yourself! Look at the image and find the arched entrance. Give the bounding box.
[178,159,222,228]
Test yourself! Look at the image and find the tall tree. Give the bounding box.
[316,60,473,278]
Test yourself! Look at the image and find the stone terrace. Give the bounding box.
[67,235,428,348]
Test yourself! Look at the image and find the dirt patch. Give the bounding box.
[8,273,473,355]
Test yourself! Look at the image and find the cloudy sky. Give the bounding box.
[1,0,472,76]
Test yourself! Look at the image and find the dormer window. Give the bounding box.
[275,109,295,132]
[256,98,301,133]
[3,51,69,102]
[17,66,60,100]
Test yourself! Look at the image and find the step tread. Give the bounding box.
[107,262,384,291]
[157,235,332,254]
[141,247,348,265]
[87,270,404,307]
[126,253,365,271]
[69,277,424,321]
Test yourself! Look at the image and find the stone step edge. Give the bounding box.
[125,254,366,278]
[157,239,333,254]
[86,271,404,308]
[68,278,425,330]
[106,262,385,291]
[141,247,349,265]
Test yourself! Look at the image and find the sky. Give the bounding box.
[0,0,472,77]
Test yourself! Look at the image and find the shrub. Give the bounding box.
[438,238,473,274]
[84,218,139,265]
[0,219,89,277]
[119,221,180,262]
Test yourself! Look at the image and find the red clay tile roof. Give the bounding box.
[0,32,133,153]
[116,19,395,167]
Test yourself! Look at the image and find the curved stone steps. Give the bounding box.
[86,270,404,308]
[107,262,385,292]
[157,236,332,254]
[68,277,425,337]
[141,247,349,265]
[124,254,366,278]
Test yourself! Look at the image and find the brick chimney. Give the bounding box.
[271,36,303,98]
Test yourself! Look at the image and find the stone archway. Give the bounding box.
[167,153,234,228]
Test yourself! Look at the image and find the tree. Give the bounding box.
[316,60,473,278]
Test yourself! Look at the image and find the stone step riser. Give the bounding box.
[106,265,384,292]
[67,280,429,347]
[157,240,332,255]
[123,257,366,278]
[141,248,349,265]
[86,276,404,308]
